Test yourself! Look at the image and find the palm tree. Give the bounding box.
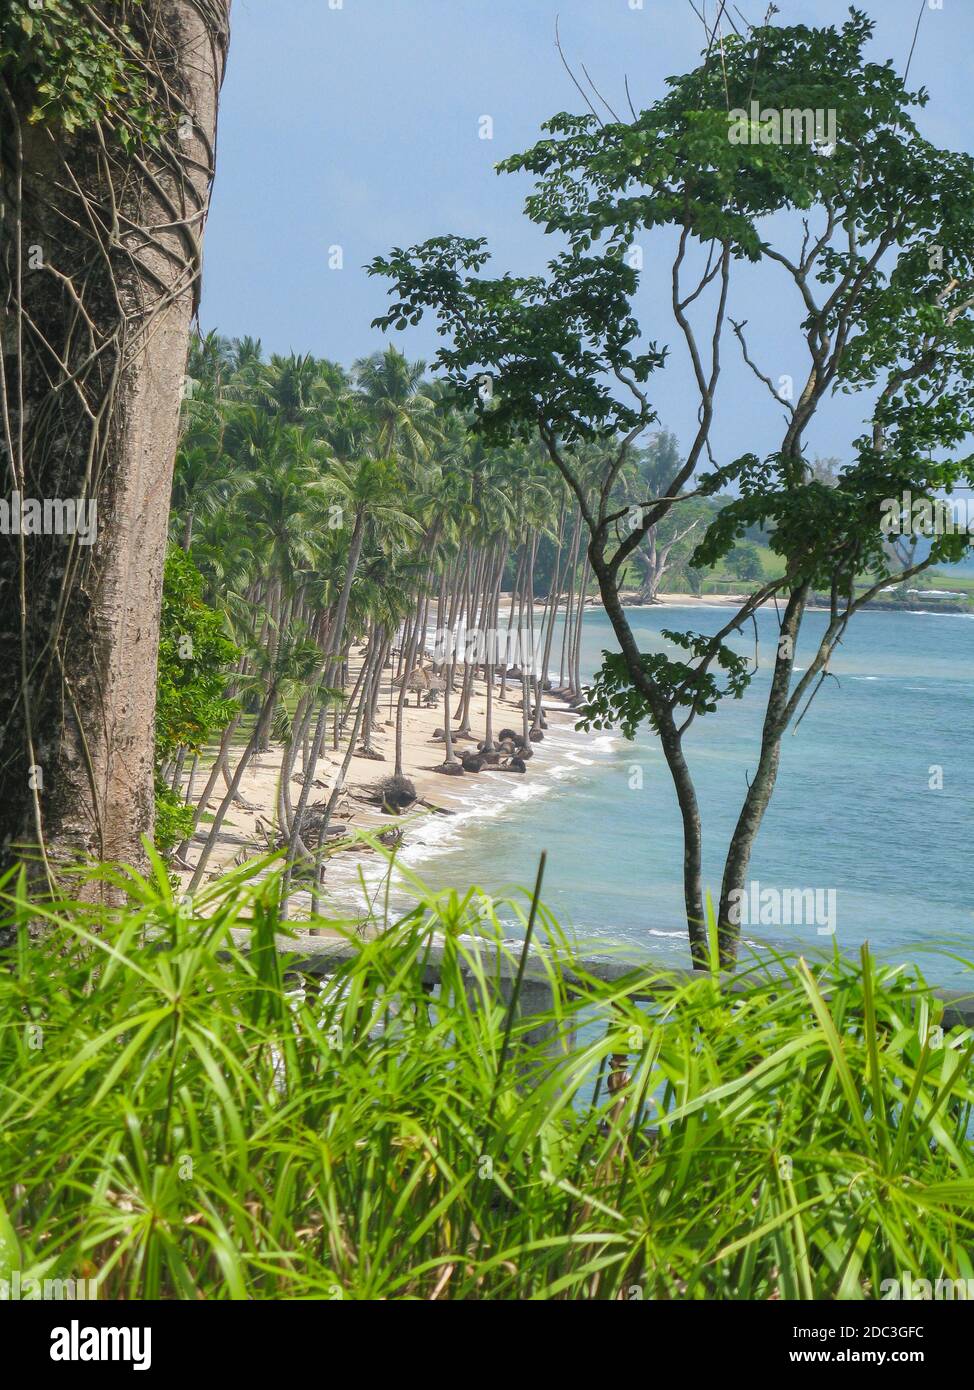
[170,441,242,552]
[165,340,610,926]
[247,352,345,424]
[353,346,440,464]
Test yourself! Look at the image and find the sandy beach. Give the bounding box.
[611,589,750,606]
[651,590,749,606]
[582,589,751,609]
[177,590,750,917]
[178,650,581,923]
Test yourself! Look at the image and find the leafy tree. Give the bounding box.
[726,542,765,582]
[370,9,974,964]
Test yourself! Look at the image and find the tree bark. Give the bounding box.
[188,684,273,894]
[0,2,232,880]
[590,547,708,965]
[716,584,808,963]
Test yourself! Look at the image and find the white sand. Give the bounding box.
[177,653,579,929]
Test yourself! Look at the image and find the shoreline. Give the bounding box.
[178,655,588,928]
[179,593,973,925]
[610,588,974,614]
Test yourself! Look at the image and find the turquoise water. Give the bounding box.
[351,605,974,985]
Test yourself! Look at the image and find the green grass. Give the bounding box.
[914,569,974,595]
[701,543,783,591]
[1,853,973,1300]
[657,553,974,606]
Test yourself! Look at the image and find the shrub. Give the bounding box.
[155,546,238,853]
[0,854,972,1300]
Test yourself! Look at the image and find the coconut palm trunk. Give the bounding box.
[521,534,537,745]
[310,641,381,917]
[281,699,331,914]
[571,553,590,696]
[394,586,428,778]
[482,542,506,751]
[499,544,526,701]
[442,647,459,766]
[454,547,485,736]
[559,513,582,687]
[188,686,276,893]
[532,501,566,734]
[278,506,367,826]
[175,711,243,862]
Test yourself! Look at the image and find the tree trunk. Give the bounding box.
[310,642,378,918]
[521,534,536,746]
[481,543,504,751]
[559,512,581,685]
[591,547,708,965]
[454,548,484,736]
[184,753,199,807]
[716,585,808,964]
[394,592,426,778]
[281,701,330,914]
[499,544,525,701]
[442,648,458,766]
[532,502,566,735]
[188,685,274,894]
[0,2,232,880]
[175,711,242,862]
[571,553,590,696]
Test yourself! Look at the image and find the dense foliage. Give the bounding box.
[0,1,160,139]
[369,9,974,958]
[155,546,238,851]
[1,857,971,1299]
[163,334,700,891]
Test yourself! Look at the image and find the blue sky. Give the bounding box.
[201,0,974,466]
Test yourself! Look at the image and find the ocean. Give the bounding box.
[331,603,974,987]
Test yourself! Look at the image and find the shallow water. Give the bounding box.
[328,604,974,987]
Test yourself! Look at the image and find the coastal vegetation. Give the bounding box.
[370,10,974,966]
[2,858,972,1300]
[2,0,972,1317]
[159,329,973,918]
[162,336,608,901]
